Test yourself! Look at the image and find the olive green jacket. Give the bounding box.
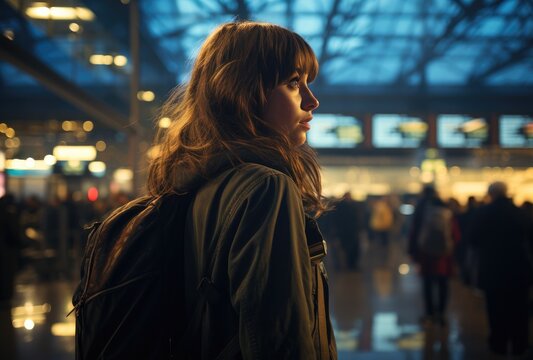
[179,161,337,359]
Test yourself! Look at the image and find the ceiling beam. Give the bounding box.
[0,35,132,134]
[469,37,533,83]
[395,0,505,84]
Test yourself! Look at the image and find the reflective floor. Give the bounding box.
[1,237,531,360]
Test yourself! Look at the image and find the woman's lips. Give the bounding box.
[299,121,311,130]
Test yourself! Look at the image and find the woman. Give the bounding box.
[148,22,337,359]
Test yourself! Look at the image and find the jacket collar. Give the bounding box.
[172,149,290,191]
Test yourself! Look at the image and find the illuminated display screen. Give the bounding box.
[499,115,533,148]
[307,114,364,148]
[437,115,489,148]
[372,114,427,148]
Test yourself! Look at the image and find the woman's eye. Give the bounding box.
[288,77,300,89]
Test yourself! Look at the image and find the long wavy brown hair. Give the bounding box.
[147,21,327,216]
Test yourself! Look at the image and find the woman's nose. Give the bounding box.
[302,88,319,111]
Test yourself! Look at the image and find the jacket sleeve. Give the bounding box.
[226,173,316,359]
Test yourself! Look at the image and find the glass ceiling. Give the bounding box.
[141,0,533,87]
[1,0,532,106]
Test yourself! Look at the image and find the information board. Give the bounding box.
[307,114,363,148]
[372,114,427,148]
[437,114,488,148]
[499,115,533,148]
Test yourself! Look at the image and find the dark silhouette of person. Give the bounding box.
[333,192,362,270]
[408,185,460,326]
[455,196,479,287]
[0,193,20,308]
[470,181,533,357]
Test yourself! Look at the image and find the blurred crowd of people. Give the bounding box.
[0,191,133,308]
[1,182,532,357]
[319,182,533,358]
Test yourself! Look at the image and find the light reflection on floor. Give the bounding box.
[327,237,501,359]
[1,237,530,359]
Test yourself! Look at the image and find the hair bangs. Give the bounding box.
[293,36,319,83]
[260,24,318,88]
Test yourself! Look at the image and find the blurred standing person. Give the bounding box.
[0,194,20,309]
[470,182,533,357]
[408,185,459,326]
[457,196,480,287]
[369,196,394,247]
[334,192,362,271]
[447,197,464,280]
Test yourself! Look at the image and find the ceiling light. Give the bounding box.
[137,91,155,102]
[89,54,113,65]
[53,146,97,161]
[25,6,95,21]
[95,141,106,152]
[114,168,133,182]
[44,155,57,166]
[88,161,106,174]
[114,55,128,67]
[5,128,15,138]
[69,23,80,32]
[82,121,94,132]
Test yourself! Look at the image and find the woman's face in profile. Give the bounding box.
[262,71,319,146]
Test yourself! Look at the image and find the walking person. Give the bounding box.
[408,185,459,326]
[74,21,337,359]
[470,182,533,357]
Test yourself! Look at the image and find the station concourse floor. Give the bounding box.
[1,237,531,360]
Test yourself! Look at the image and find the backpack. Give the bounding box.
[71,192,238,359]
[418,204,454,257]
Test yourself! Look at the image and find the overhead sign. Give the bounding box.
[499,115,533,148]
[307,114,364,148]
[53,146,97,161]
[437,115,489,148]
[372,114,427,148]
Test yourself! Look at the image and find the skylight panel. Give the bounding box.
[371,17,395,36]
[424,17,448,36]
[487,64,533,85]
[375,57,401,82]
[248,0,286,13]
[294,0,323,12]
[427,60,470,84]
[294,15,323,36]
[177,0,208,13]
[476,17,505,36]
[376,0,402,13]
[186,22,218,37]
[394,18,417,36]
[498,0,518,14]
[328,36,365,54]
